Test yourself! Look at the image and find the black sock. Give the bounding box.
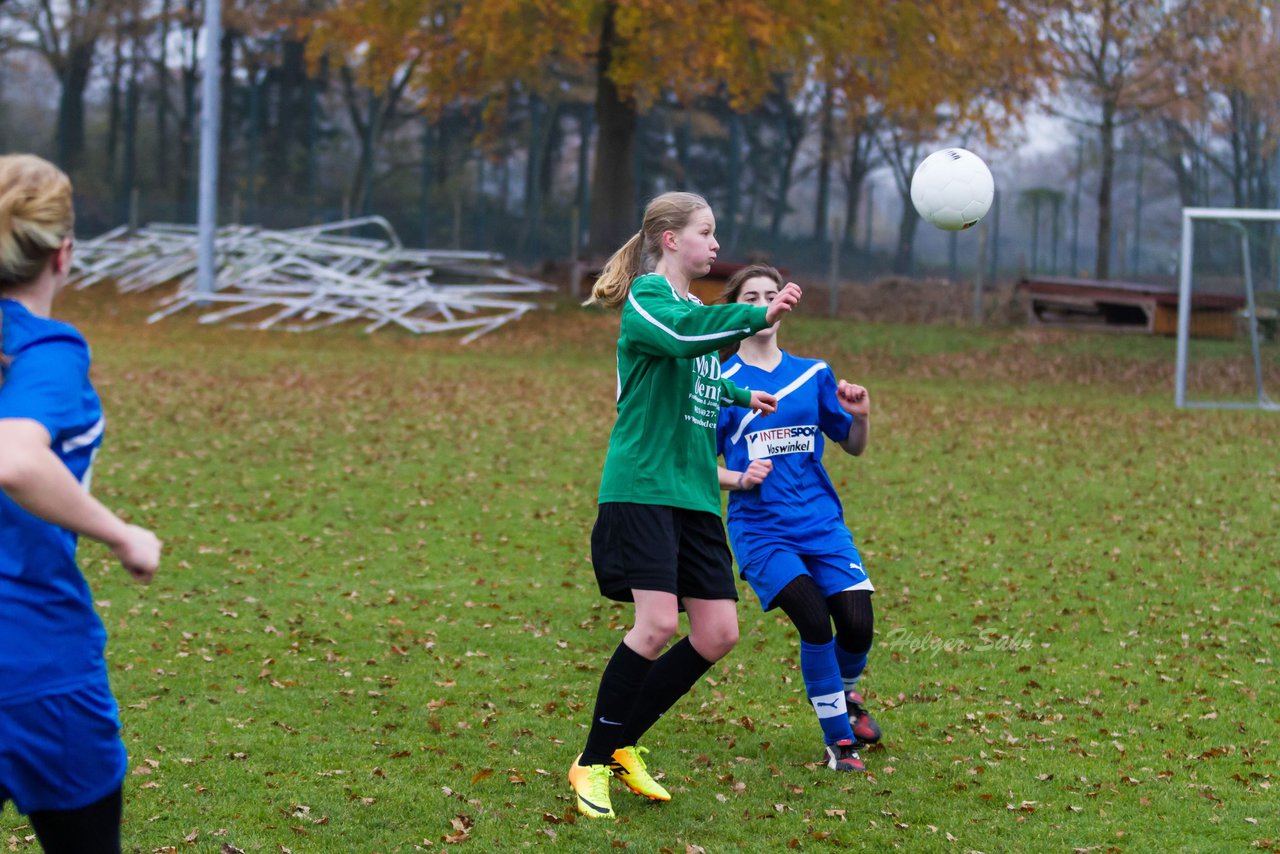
[829,590,874,655]
[619,637,713,747]
[29,788,123,854]
[580,640,654,766]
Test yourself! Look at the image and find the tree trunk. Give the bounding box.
[155,0,173,189]
[246,70,262,222]
[588,1,637,257]
[674,113,690,188]
[520,94,545,254]
[1094,102,1115,279]
[357,91,381,214]
[769,105,804,242]
[273,38,311,198]
[218,29,237,197]
[178,0,199,216]
[725,112,742,250]
[107,37,124,184]
[841,123,876,245]
[538,100,562,205]
[892,193,920,275]
[577,108,593,232]
[119,51,140,226]
[55,39,96,174]
[812,84,834,242]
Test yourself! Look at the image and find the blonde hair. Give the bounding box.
[0,154,74,289]
[587,191,711,308]
[0,154,73,370]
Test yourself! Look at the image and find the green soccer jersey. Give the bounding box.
[597,274,770,513]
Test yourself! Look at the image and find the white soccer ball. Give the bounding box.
[910,148,995,231]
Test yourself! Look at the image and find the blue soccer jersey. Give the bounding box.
[716,351,856,566]
[0,298,109,705]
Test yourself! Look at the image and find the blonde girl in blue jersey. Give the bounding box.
[0,154,162,853]
[715,264,880,774]
[568,192,803,818]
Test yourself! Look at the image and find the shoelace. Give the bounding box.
[586,765,613,799]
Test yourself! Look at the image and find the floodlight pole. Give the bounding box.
[196,0,222,297]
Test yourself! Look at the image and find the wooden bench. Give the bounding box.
[1017,276,1244,339]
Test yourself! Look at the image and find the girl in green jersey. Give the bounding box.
[568,192,802,818]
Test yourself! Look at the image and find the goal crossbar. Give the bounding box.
[1175,208,1278,411]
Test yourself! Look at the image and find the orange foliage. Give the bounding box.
[813,0,1049,142]
[302,0,1050,137]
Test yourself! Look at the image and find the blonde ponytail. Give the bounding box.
[0,154,74,290]
[587,231,645,308]
[583,191,711,309]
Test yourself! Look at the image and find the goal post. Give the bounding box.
[1175,207,1279,411]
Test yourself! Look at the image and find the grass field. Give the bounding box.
[3,287,1278,853]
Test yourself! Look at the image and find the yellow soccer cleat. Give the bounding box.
[611,745,671,801]
[568,755,615,818]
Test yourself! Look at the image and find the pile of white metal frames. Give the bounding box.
[71,217,554,343]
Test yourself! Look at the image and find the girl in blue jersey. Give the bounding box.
[715,264,880,773]
[0,154,162,853]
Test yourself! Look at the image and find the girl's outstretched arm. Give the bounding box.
[0,418,161,582]
[624,277,770,358]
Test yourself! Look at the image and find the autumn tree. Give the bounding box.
[4,0,128,174]
[1146,1,1280,278]
[415,1,809,255]
[815,0,1047,273]
[1037,0,1261,280]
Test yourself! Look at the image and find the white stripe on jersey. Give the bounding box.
[81,447,99,493]
[722,362,743,380]
[61,416,105,454]
[730,361,827,445]
[627,289,753,344]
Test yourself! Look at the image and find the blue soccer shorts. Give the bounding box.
[0,681,128,815]
[741,545,874,612]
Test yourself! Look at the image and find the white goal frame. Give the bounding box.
[1175,207,1278,410]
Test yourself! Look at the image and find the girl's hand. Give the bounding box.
[738,459,773,490]
[837,380,870,417]
[111,524,162,583]
[749,389,778,415]
[764,282,803,324]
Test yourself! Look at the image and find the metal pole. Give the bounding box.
[1175,210,1193,407]
[972,219,988,324]
[196,0,222,297]
[1131,141,1145,275]
[1234,224,1269,405]
[1071,136,1083,274]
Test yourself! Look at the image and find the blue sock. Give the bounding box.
[800,640,853,744]
[834,643,868,695]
